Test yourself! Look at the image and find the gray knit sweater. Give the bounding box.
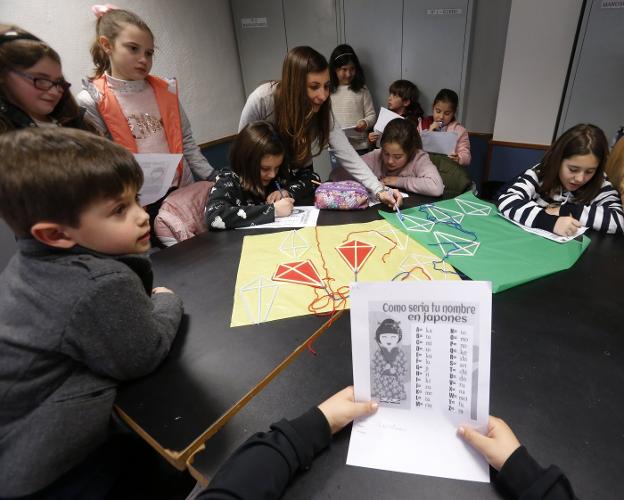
[0,239,183,497]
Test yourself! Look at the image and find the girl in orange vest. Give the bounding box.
[77,6,214,241]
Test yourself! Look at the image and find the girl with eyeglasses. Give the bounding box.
[0,25,92,133]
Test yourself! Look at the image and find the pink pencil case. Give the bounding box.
[314,180,368,210]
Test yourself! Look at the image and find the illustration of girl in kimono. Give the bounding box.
[371,318,407,404]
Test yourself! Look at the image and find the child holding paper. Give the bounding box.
[331,118,443,196]
[205,121,295,230]
[78,6,214,243]
[368,79,424,145]
[418,88,471,166]
[497,123,624,236]
[329,44,376,153]
[190,388,577,499]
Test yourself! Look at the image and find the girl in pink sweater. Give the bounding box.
[332,118,443,196]
[419,88,471,166]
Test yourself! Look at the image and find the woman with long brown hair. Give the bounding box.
[239,46,401,208]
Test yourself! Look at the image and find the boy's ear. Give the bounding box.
[403,99,411,108]
[98,35,113,55]
[30,222,77,249]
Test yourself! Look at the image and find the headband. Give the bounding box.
[335,52,354,61]
[0,31,41,46]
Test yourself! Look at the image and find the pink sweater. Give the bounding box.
[331,149,444,196]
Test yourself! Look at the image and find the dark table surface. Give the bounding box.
[115,227,337,464]
[114,198,422,463]
[189,209,624,499]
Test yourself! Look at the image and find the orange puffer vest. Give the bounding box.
[92,75,184,178]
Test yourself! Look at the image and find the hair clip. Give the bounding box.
[91,3,120,18]
[0,31,41,46]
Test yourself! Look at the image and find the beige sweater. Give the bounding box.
[330,85,376,150]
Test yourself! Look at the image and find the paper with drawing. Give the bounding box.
[348,280,492,482]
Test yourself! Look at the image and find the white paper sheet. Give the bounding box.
[342,125,364,141]
[347,280,492,483]
[237,206,319,229]
[498,213,587,243]
[373,107,404,133]
[135,153,183,206]
[421,131,459,155]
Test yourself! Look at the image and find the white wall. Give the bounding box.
[0,0,245,142]
[492,0,583,144]
[463,0,511,134]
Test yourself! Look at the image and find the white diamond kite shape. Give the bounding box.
[239,276,280,324]
[279,230,309,258]
[378,226,409,249]
[424,205,465,224]
[398,214,435,232]
[433,231,480,257]
[455,198,492,216]
[400,253,454,280]
[399,254,434,280]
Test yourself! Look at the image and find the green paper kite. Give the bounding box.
[379,192,590,293]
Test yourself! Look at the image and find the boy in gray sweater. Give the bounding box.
[0,128,183,498]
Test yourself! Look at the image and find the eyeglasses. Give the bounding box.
[12,70,71,92]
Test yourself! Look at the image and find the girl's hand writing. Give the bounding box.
[553,216,581,237]
[266,189,291,204]
[273,197,294,217]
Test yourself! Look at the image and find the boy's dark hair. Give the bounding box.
[537,123,609,204]
[230,121,287,198]
[375,318,402,343]
[0,128,143,237]
[329,44,366,92]
[433,88,459,113]
[389,80,424,120]
[381,118,422,162]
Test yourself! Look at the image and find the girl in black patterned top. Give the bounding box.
[205,121,294,230]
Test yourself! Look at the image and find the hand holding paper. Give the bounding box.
[458,416,521,471]
[318,386,378,434]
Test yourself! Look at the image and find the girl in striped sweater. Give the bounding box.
[497,123,623,236]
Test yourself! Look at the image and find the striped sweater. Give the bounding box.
[497,165,624,234]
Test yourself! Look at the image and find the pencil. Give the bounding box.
[274,180,284,199]
[311,180,322,186]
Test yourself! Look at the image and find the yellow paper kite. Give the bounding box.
[231,219,460,327]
